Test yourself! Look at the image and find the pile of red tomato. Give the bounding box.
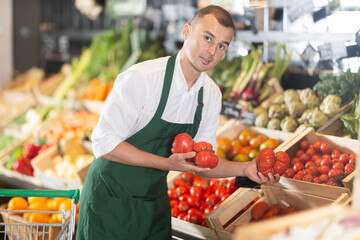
[282,139,356,186]
[251,201,297,221]
[168,172,239,226]
[216,130,280,163]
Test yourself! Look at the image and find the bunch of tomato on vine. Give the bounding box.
[216,129,280,163]
[168,172,239,226]
[281,139,355,186]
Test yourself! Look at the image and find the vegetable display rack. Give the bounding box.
[0,189,79,240]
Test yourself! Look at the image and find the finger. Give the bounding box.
[274,174,281,183]
[183,151,196,159]
[257,172,268,183]
[190,166,211,172]
[267,172,275,182]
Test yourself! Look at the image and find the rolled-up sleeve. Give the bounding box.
[91,69,147,158]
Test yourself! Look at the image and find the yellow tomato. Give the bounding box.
[233,154,250,162]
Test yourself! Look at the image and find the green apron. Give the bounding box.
[76,53,204,240]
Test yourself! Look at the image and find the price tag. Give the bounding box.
[221,101,256,125]
[221,101,243,119]
[240,111,256,126]
[288,0,315,22]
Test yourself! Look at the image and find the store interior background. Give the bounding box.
[0,0,360,89]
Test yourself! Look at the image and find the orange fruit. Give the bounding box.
[233,154,250,162]
[228,144,243,160]
[239,146,252,156]
[238,130,255,146]
[8,197,28,215]
[29,212,50,223]
[50,213,63,223]
[260,138,279,150]
[216,137,232,153]
[49,197,68,211]
[28,201,50,211]
[215,149,226,158]
[249,148,259,159]
[28,197,47,206]
[58,199,72,212]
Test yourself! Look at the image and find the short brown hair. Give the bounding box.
[190,5,235,31]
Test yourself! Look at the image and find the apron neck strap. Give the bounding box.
[154,53,177,118]
[194,87,204,123]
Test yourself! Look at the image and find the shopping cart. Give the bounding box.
[0,189,80,240]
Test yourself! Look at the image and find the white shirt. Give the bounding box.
[91,52,222,158]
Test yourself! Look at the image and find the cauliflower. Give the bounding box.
[284,89,300,105]
[281,116,299,132]
[288,101,306,118]
[320,95,342,117]
[302,95,321,109]
[255,113,269,128]
[267,118,281,130]
[268,105,285,119]
[308,108,329,128]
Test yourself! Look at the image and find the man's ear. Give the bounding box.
[182,24,191,40]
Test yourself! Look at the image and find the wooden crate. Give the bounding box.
[276,127,357,193]
[213,184,350,240]
[167,171,234,240]
[31,136,93,190]
[232,204,353,240]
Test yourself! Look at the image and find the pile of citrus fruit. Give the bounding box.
[216,130,280,162]
[6,196,79,224]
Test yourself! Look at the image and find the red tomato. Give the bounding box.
[195,180,208,191]
[313,141,323,152]
[320,158,332,168]
[291,157,300,166]
[174,178,187,188]
[293,162,304,173]
[299,153,311,164]
[345,163,355,175]
[189,185,202,199]
[319,174,329,183]
[304,161,315,168]
[221,194,230,202]
[331,149,341,159]
[171,207,180,217]
[311,154,321,162]
[302,173,313,182]
[339,153,350,165]
[171,133,194,153]
[187,196,201,208]
[318,165,330,175]
[177,212,187,221]
[299,140,309,151]
[313,177,322,184]
[304,165,318,176]
[168,188,179,200]
[293,171,304,180]
[176,185,189,196]
[205,194,220,206]
[180,172,194,184]
[178,194,191,202]
[332,162,345,171]
[194,151,219,169]
[295,150,305,158]
[204,206,214,216]
[194,141,213,153]
[262,211,276,219]
[283,168,295,178]
[305,148,316,157]
[327,179,341,187]
[320,142,332,154]
[257,149,290,175]
[314,158,322,167]
[225,178,238,194]
[281,206,297,215]
[251,201,268,220]
[349,154,356,164]
[170,199,179,208]
[268,204,282,216]
[209,179,220,189]
[215,185,226,199]
[187,211,203,224]
[328,168,345,182]
[192,176,203,185]
[178,201,189,212]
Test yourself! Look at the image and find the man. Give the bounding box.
[76,5,279,240]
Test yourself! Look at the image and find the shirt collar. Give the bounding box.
[174,50,204,94]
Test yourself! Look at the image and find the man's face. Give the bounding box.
[182,14,234,73]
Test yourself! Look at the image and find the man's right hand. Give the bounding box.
[168,152,211,173]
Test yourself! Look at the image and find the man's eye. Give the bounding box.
[218,44,225,50]
[205,36,212,41]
